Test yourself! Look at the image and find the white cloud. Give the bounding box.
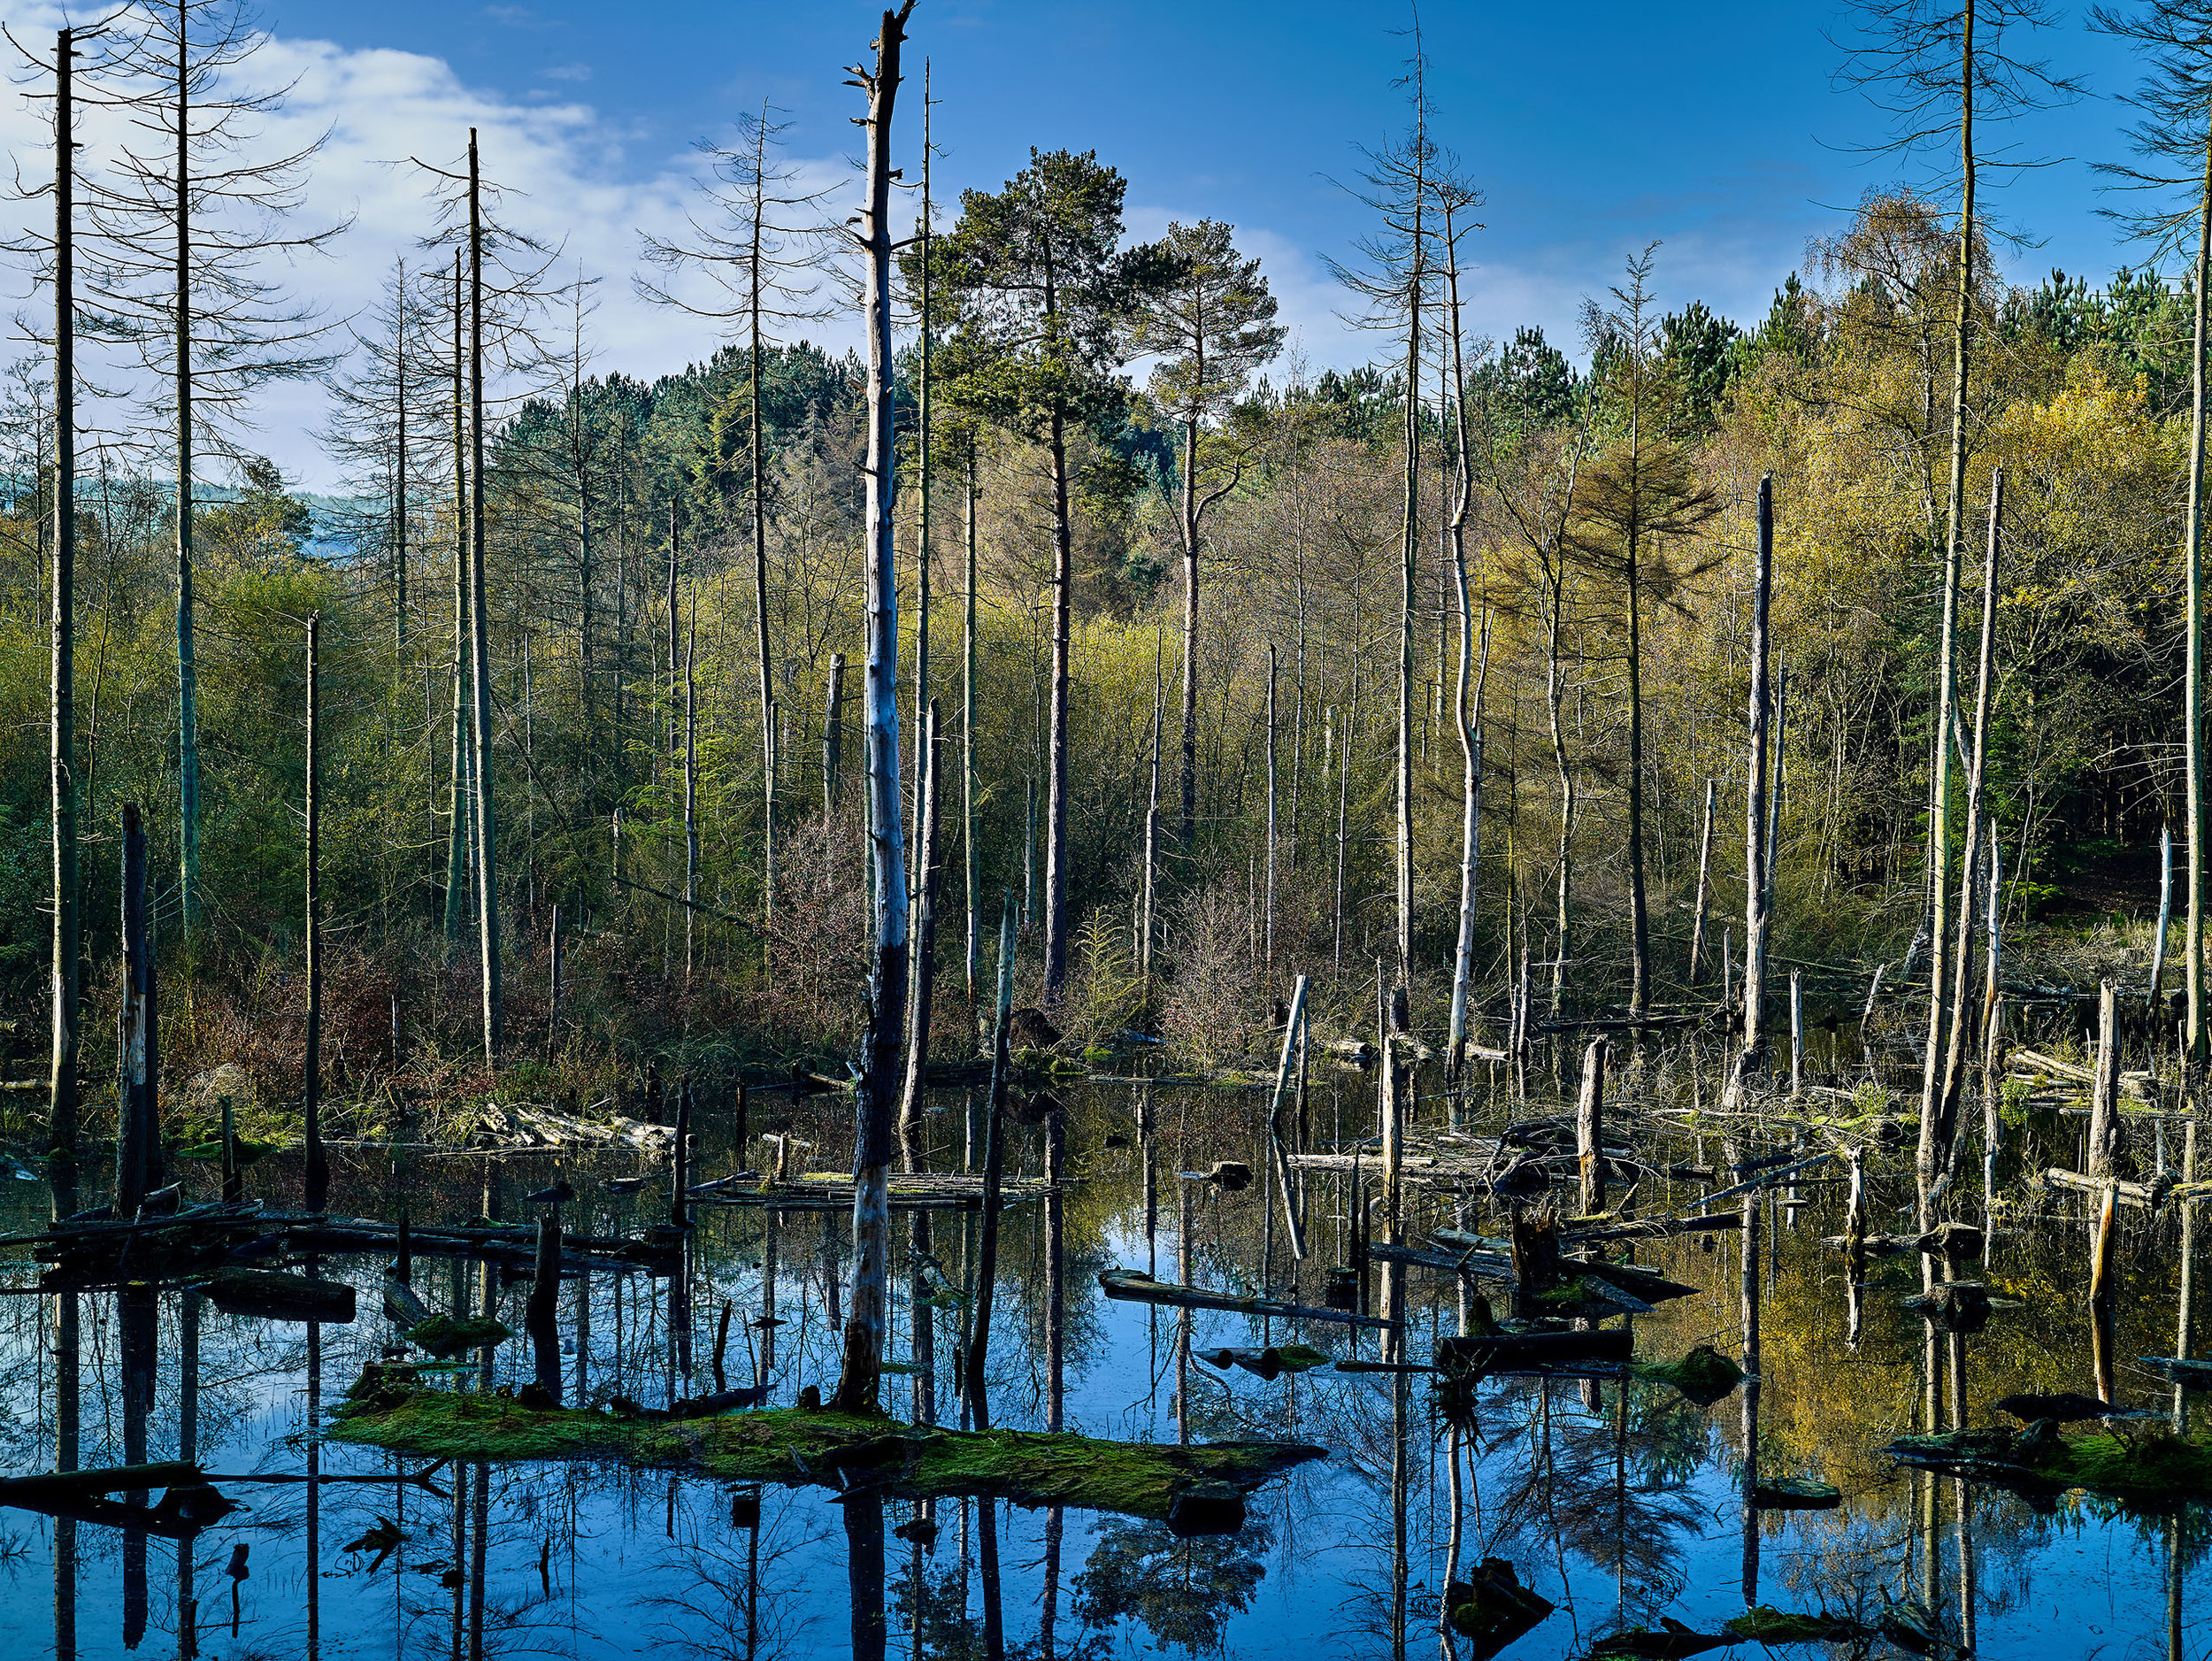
[541,63,592,82]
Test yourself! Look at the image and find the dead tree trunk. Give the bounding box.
[49,27,78,1157]
[833,1,916,1419]
[1730,475,1775,1103]
[1688,776,1716,986]
[898,701,943,1142]
[1576,1038,1608,1215]
[824,651,845,825]
[116,804,161,1216]
[465,131,502,1068]
[304,615,327,1212]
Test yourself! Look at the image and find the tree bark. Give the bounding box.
[899,702,943,1142]
[1732,475,1775,1101]
[116,804,160,1216]
[2187,109,2212,1065]
[173,15,201,942]
[833,2,915,1419]
[304,615,327,1212]
[964,901,1014,1428]
[1688,777,1717,986]
[1922,2,1978,1201]
[443,251,469,953]
[50,27,78,1157]
[466,133,502,1066]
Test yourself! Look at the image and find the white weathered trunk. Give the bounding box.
[834,2,914,1416]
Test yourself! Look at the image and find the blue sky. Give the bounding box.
[10,1,2174,481]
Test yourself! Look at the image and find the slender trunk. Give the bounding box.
[1544,571,1571,1015]
[1142,640,1161,983]
[825,653,845,822]
[303,615,327,1211]
[174,12,200,942]
[466,133,502,1065]
[1923,4,1978,1197]
[2187,106,2212,1065]
[50,29,78,1156]
[1043,398,1072,1005]
[900,703,943,1140]
[684,590,699,984]
[396,265,410,648]
[1688,777,1717,984]
[751,293,776,928]
[834,4,913,1418]
[1625,519,1651,1019]
[1733,475,1775,1099]
[963,453,979,1030]
[1179,412,1200,849]
[1939,470,2004,1154]
[116,803,161,1214]
[912,108,933,907]
[1440,224,1483,1074]
[1264,643,1277,974]
[443,252,468,950]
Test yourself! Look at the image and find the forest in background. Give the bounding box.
[0,0,2202,1141]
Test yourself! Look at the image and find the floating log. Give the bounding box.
[695,1173,1059,1212]
[1444,1558,1555,1650]
[1438,1329,1634,1375]
[0,1462,203,1500]
[201,1267,356,1324]
[1097,1270,1394,1330]
[1751,1477,1841,1511]
[1365,1241,1517,1280]
[327,1368,1325,1529]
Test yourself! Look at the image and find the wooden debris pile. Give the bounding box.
[460,1101,675,1151]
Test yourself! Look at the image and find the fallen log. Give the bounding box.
[1365,1242,1517,1280]
[1561,1213,1745,1244]
[2041,1168,2177,1210]
[327,1367,1325,1530]
[1097,1270,1395,1329]
[1438,1329,1634,1374]
[0,1462,203,1499]
[200,1267,356,1324]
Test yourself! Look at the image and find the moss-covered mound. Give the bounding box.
[326,1366,1324,1525]
[1632,1345,1747,1407]
[1889,1424,2212,1510]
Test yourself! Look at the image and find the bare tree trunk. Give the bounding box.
[1265,643,1277,975]
[173,19,201,943]
[443,251,469,952]
[1178,412,1201,850]
[49,27,78,1157]
[1939,470,2004,1155]
[116,804,161,1215]
[1544,573,1572,1016]
[2187,113,2212,1065]
[833,1,915,1419]
[304,614,327,1211]
[1043,395,1072,1005]
[1141,640,1161,984]
[1688,777,1717,985]
[900,703,943,1141]
[824,652,845,824]
[684,591,699,984]
[1732,475,1775,1102]
[750,297,776,930]
[1922,4,1978,1203]
[466,131,502,1067]
[1624,517,1651,1019]
[963,453,979,1032]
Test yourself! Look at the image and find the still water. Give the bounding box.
[0,1073,2199,1659]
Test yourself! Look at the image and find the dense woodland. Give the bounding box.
[3,0,2208,1149]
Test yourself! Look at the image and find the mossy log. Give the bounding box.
[1888,1424,2212,1509]
[326,1368,1324,1528]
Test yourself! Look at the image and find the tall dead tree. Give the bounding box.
[640,100,835,933]
[1730,475,1776,1103]
[303,613,326,1211]
[832,0,917,1419]
[88,0,345,945]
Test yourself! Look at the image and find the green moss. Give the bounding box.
[1724,1607,1852,1642]
[1632,1345,1747,1407]
[404,1316,514,1358]
[1890,1425,2212,1510]
[326,1377,1324,1523]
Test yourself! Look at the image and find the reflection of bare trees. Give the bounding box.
[643,1491,831,1661]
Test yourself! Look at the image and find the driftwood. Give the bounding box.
[1561,1212,1745,1244]
[695,1172,1058,1212]
[463,1101,675,1152]
[1097,1270,1394,1330]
